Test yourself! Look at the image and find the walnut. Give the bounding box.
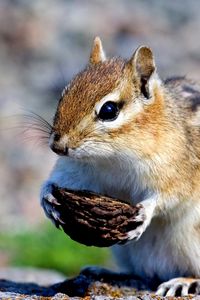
[52,185,142,247]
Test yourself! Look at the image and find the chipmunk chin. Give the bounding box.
[67,146,115,162]
[67,147,95,160]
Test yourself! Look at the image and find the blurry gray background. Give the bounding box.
[0,0,200,274]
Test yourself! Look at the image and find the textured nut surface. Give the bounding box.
[52,185,141,247]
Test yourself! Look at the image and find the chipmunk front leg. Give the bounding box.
[156,278,200,296]
[40,158,102,228]
[40,181,63,227]
[126,196,157,241]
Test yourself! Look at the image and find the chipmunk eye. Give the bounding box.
[98,101,119,121]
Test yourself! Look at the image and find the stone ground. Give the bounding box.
[0,269,198,299]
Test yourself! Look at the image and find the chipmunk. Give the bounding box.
[40,37,200,296]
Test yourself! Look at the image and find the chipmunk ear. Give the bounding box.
[89,37,106,65]
[129,46,156,99]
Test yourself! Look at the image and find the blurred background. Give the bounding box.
[1,0,200,283]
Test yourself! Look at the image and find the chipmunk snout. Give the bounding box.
[49,133,68,156]
[50,143,68,156]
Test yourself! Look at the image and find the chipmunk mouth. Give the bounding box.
[67,148,82,159]
[67,141,119,163]
[49,135,116,161]
[67,146,96,160]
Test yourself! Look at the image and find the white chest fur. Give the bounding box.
[112,210,200,283]
[46,157,200,282]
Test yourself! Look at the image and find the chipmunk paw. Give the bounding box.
[126,204,147,241]
[41,193,65,227]
[156,277,200,296]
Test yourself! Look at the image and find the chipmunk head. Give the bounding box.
[50,37,163,161]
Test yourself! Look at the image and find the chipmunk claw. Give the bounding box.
[127,204,147,241]
[156,278,200,296]
[52,210,65,224]
[45,193,61,205]
[41,191,65,228]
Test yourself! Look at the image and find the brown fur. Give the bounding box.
[53,46,200,205]
[54,57,125,135]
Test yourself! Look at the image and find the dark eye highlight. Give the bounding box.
[98,101,120,121]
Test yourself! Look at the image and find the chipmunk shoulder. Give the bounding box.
[40,37,200,296]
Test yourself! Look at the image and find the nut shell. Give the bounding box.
[52,185,141,247]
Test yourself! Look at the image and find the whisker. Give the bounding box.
[13,110,53,148]
[19,123,51,137]
[20,120,52,133]
[22,110,52,126]
[21,134,50,148]
[19,123,51,132]
[22,115,52,131]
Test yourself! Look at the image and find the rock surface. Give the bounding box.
[0,269,198,299]
[0,280,197,299]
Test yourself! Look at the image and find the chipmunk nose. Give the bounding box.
[50,143,68,156]
[49,133,68,156]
